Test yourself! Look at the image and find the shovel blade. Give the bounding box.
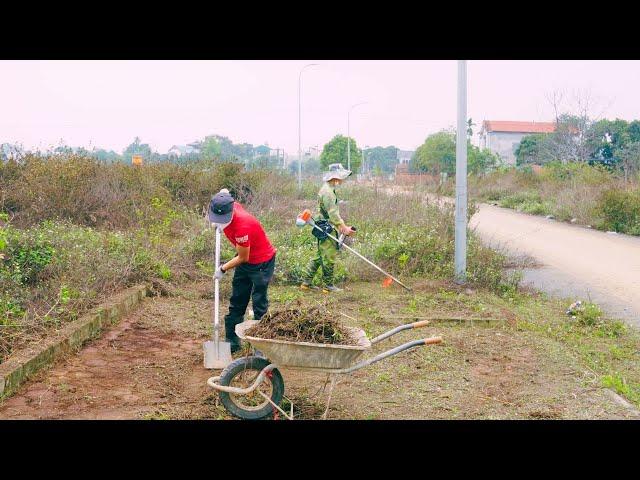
[204,340,233,369]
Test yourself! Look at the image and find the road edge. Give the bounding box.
[0,284,150,399]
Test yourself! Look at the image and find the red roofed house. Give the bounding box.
[479,120,556,165]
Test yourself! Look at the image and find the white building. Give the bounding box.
[396,150,414,164]
[168,145,199,157]
[479,120,556,165]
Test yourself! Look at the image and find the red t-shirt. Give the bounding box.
[223,203,276,264]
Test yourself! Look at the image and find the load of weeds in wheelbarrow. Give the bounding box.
[244,303,358,346]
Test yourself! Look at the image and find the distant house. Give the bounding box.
[396,150,414,165]
[253,145,271,158]
[168,144,199,158]
[479,120,556,165]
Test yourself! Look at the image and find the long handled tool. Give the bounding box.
[296,209,412,291]
[204,226,233,369]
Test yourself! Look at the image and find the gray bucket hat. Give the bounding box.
[323,163,352,182]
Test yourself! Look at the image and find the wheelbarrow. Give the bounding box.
[207,319,442,420]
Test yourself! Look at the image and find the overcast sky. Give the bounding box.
[2,60,640,155]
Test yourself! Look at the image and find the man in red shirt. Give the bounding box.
[208,189,277,353]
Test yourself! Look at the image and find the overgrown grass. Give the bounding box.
[1,155,516,364]
[514,295,640,407]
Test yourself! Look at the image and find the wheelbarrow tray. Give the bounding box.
[236,320,371,369]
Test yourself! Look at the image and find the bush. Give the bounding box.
[0,221,162,361]
[595,188,640,234]
[0,154,272,230]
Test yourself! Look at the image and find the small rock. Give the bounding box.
[586,225,592,228]
[607,231,618,235]
[545,215,555,219]
[570,218,578,224]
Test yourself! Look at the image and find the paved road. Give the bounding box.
[470,204,640,326]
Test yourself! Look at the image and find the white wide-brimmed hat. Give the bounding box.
[323,163,352,182]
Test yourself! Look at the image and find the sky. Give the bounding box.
[2,60,640,156]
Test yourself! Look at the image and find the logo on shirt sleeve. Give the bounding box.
[235,234,249,244]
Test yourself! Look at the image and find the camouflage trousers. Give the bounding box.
[302,237,338,285]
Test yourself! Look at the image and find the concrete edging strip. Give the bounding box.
[0,284,149,399]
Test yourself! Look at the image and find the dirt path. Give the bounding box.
[469,203,640,327]
[0,281,636,420]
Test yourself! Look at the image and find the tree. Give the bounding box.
[515,133,550,165]
[319,135,362,173]
[467,118,476,138]
[411,131,456,175]
[288,156,321,176]
[122,137,152,163]
[412,129,499,175]
[363,146,399,174]
[468,146,500,175]
[618,141,640,183]
[543,89,608,164]
[201,136,221,159]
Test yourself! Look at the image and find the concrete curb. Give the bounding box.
[0,284,149,399]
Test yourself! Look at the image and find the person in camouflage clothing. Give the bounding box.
[300,163,355,293]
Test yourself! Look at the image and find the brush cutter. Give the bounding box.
[204,226,233,369]
[296,209,412,291]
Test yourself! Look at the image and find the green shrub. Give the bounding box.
[596,188,640,234]
[499,191,542,210]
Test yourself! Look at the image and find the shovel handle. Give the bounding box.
[423,336,443,345]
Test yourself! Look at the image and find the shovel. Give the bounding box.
[204,226,233,369]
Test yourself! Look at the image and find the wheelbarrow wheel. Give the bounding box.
[218,356,284,420]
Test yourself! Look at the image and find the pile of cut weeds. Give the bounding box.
[245,304,358,345]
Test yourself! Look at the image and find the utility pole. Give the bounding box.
[455,60,468,284]
[298,63,319,189]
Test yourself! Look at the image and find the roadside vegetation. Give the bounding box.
[413,111,640,235]
[1,153,639,414]
[469,162,640,235]
[0,154,512,364]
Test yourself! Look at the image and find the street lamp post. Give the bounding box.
[298,63,319,190]
[347,102,368,172]
[454,60,468,284]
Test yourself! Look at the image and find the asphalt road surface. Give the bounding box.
[470,204,640,326]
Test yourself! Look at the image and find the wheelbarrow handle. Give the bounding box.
[332,336,443,374]
[370,320,431,344]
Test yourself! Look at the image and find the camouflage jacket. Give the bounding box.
[317,182,345,228]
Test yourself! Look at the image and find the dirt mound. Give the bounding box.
[245,305,357,345]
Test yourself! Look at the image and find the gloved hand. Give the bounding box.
[339,224,355,236]
[214,266,226,280]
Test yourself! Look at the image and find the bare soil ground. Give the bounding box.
[0,280,637,420]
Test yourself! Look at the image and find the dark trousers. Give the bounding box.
[224,254,276,347]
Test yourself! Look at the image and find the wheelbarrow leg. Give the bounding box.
[321,375,338,420]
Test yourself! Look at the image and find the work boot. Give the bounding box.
[300,282,319,291]
[322,285,343,293]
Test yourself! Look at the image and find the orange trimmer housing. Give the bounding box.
[299,209,312,222]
